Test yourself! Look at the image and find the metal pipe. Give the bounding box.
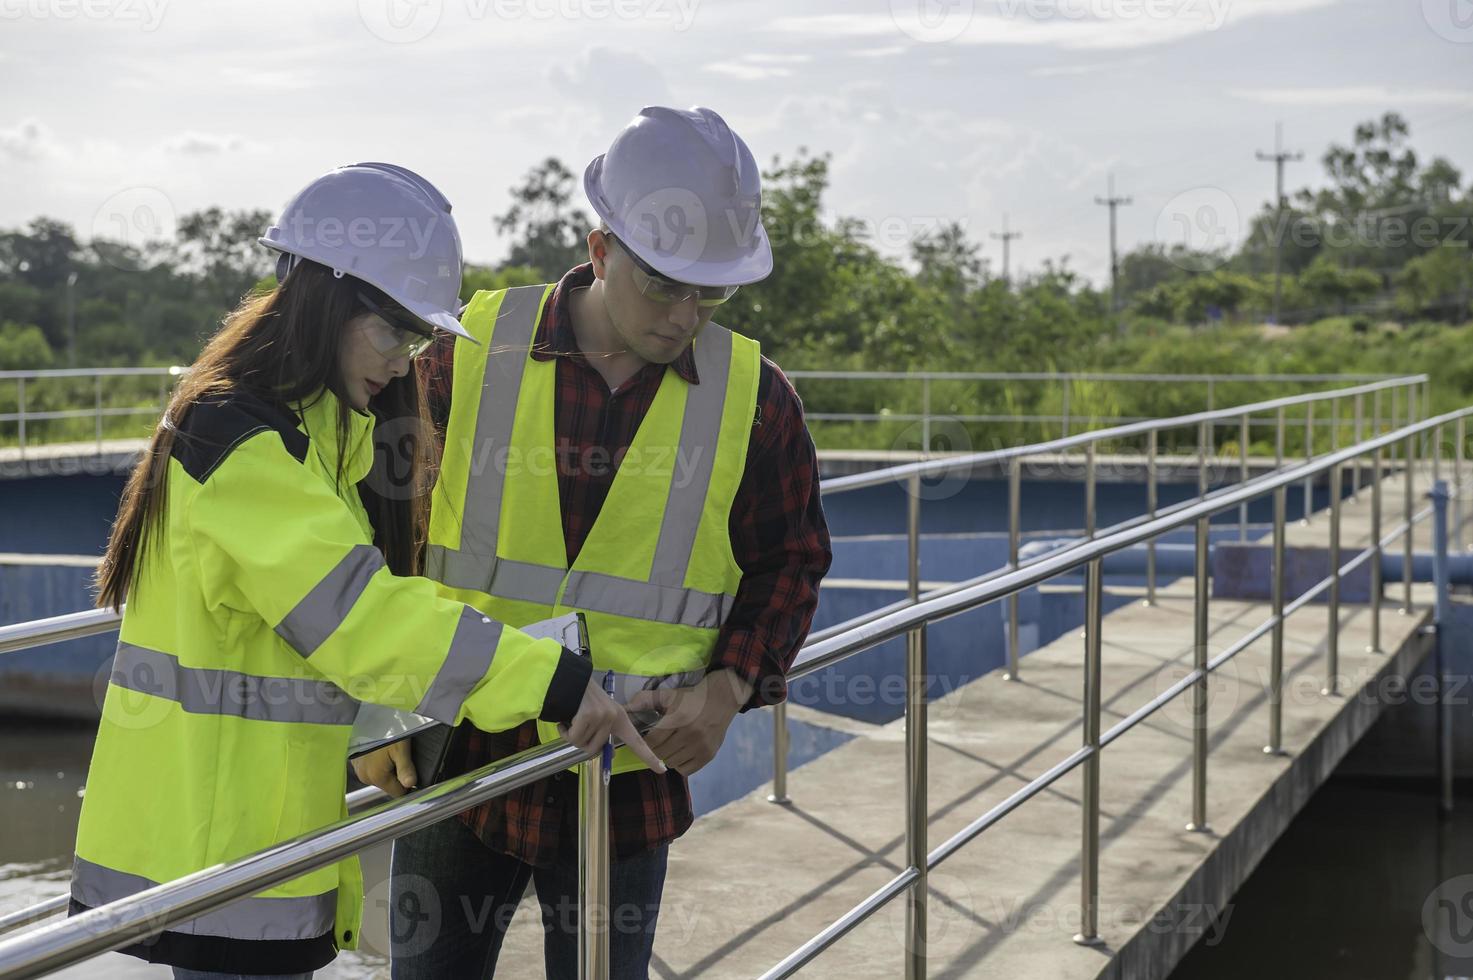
[578,757,610,979]
[1007,455,1022,678]
[1302,401,1314,524]
[1325,463,1341,696]
[905,473,927,978]
[1187,514,1211,833]
[1353,393,1363,498]
[1061,380,1071,439]
[1239,413,1249,542]
[17,377,26,457]
[1086,441,1097,539]
[1145,430,1158,607]
[1265,484,1287,755]
[1432,480,1454,815]
[1073,559,1104,947]
[1370,443,1384,654]
[1459,415,1467,552]
[0,738,594,979]
[1199,420,1209,498]
[767,700,790,805]
[1405,432,1416,613]
[94,375,103,450]
[791,408,1473,682]
[817,375,1425,499]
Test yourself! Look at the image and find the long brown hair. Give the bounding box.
[96,260,436,611]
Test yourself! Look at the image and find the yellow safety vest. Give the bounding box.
[426,284,762,773]
[70,386,574,972]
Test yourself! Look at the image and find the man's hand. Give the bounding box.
[350,741,418,798]
[559,678,668,773]
[625,669,752,776]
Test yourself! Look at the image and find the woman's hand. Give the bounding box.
[350,741,419,798]
[558,678,667,773]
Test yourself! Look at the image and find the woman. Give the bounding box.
[67,162,662,980]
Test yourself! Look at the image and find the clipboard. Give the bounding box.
[347,611,590,787]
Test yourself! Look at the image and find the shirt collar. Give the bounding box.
[295,387,375,484]
[532,263,701,385]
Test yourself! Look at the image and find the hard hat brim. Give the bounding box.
[260,237,479,345]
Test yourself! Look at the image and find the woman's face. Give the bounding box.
[338,311,414,412]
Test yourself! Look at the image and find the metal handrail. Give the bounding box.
[0,377,1446,978]
[759,408,1465,978]
[0,409,1460,978]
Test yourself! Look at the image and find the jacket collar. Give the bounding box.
[295,388,375,485]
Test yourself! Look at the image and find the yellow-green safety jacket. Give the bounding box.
[425,284,762,774]
[68,386,590,975]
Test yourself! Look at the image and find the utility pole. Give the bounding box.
[990,213,1022,285]
[1095,174,1132,332]
[1256,122,1303,326]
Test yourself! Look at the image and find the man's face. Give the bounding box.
[591,231,720,365]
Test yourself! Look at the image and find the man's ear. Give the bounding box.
[588,228,610,280]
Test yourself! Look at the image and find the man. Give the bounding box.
[362,106,831,979]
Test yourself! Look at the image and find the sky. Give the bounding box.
[1,0,1470,287]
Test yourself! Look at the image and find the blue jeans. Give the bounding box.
[388,812,668,980]
[170,966,312,972]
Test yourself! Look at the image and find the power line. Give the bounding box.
[990,213,1023,285]
[1095,173,1133,330]
[1256,121,1304,325]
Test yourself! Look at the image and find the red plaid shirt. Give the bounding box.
[419,264,831,864]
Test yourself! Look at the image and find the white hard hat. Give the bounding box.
[259,162,474,342]
[584,106,772,288]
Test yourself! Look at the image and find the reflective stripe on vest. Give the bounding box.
[425,285,739,627]
[70,855,337,941]
[275,543,384,657]
[111,641,358,726]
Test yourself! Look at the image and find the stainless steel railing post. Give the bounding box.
[1370,443,1384,654]
[1458,415,1466,552]
[1238,413,1249,541]
[1186,513,1212,833]
[1265,484,1287,756]
[1302,401,1314,524]
[768,700,791,806]
[1325,463,1342,697]
[1145,430,1158,607]
[1073,557,1105,948]
[1404,432,1416,614]
[1352,393,1364,498]
[904,473,928,979]
[578,757,611,980]
[1006,455,1022,679]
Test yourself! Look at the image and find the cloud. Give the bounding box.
[1229,86,1473,107]
[704,63,795,81]
[161,133,257,156]
[767,0,1342,51]
[547,46,672,132]
[0,120,58,162]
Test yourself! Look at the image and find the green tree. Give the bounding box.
[495,158,591,281]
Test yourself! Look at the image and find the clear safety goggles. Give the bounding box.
[608,235,739,308]
[355,291,436,361]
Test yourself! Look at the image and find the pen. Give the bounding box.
[601,669,614,785]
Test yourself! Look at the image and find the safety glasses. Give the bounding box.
[355,291,436,361]
[606,235,739,308]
